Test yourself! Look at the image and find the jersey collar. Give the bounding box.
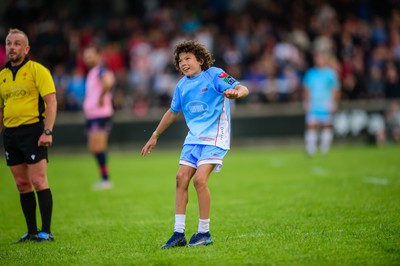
[5,56,30,70]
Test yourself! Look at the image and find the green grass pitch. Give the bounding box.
[0,144,399,265]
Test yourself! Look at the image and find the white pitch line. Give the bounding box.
[362,176,390,185]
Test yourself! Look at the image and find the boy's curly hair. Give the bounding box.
[173,40,215,75]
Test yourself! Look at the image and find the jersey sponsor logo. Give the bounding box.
[218,72,228,78]
[200,87,208,93]
[186,101,208,115]
[218,71,237,85]
[3,87,30,100]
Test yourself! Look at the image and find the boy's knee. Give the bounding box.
[193,176,207,190]
[176,172,190,188]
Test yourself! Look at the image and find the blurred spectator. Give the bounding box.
[384,61,400,99]
[371,17,388,47]
[368,113,386,146]
[0,44,6,67]
[274,40,304,70]
[52,64,70,111]
[389,27,400,62]
[66,67,85,111]
[152,65,178,107]
[368,101,400,145]
[346,52,368,100]
[127,37,152,100]
[243,60,268,103]
[366,65,385,99]
[278,66,301,102]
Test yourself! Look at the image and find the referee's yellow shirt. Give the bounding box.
[0,58,56,128]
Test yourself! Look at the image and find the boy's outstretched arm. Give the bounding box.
[224,84,249,99]
[141,109,180,157]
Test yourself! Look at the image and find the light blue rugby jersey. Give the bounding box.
[303,67,340,113]
[170,67,240,150]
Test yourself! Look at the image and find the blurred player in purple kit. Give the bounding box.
[141,40,249,248]
[303,52,340,156]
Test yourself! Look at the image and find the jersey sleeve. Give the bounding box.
[330,70,340,90]
[170,83,182,113]
[35,63,56,97]
[213,68,240,93]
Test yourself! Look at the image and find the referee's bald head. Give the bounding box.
[7,28,29,46]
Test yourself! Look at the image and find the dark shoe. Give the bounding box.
[36,231,54,242]
[13,233,38,244]
[187,232,213,247]
[161,232,187,249]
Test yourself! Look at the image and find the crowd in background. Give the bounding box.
[1,0,400,115]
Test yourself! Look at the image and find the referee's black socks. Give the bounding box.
[20,191,38,235]
[37,188,53,233]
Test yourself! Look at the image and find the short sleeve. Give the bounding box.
[35,63,56,97]
[213,68,240,93]
[170,84,182,113]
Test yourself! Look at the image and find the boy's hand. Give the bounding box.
[224,89,240,99]
[141,136,157,157]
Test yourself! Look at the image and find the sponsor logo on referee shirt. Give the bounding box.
[3,87,31,100]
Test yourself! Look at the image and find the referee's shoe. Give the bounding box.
[37,231,54,242]
[13,233,38,244]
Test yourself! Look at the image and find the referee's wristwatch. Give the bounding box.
[43,129,53,135]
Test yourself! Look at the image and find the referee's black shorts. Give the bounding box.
[3,122,48,166]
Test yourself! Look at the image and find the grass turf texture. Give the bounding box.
[0,144,399,265]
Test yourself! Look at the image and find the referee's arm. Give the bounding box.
[43,93,57,132]
[37,93,57,147]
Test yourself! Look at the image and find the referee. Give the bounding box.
[0,28,57,243]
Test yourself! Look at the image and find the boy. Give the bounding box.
[141,40,249,248]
